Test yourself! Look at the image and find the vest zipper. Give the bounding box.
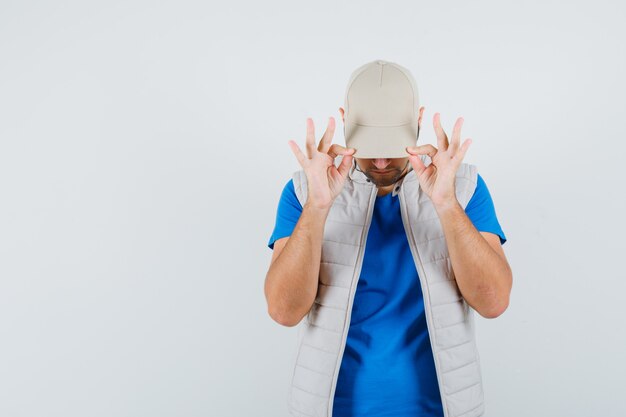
[327,182,378,417]
[397,188,450,417]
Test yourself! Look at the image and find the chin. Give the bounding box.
[368,172,400,185]
[369,177,396,187]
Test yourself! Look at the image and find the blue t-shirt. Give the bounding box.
[268,174,506,417]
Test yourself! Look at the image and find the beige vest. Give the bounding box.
[287,156,485,417]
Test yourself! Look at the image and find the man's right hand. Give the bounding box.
[288,116,355,210]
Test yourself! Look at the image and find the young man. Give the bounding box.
[265,60,512,417]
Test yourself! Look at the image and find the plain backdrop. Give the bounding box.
[1,0,625,416]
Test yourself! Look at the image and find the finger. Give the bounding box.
[337,153,353,178]
[328,143,355,159]
[449,117,463,154]
[317,116,336,154]
[305,117,316,158]
[406,144,438,159]
[408,154,427,176]
[452,138,472,162]
[288,140,307,167]
[433,113,449,151]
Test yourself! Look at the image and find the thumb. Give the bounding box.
[337,154,353,179]
[408,154,427,175]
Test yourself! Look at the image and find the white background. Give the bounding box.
[1,1,625,416]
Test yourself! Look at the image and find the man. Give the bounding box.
[265,60,512,417]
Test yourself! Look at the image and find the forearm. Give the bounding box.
[265,203,329,326]
[434,200,512,318]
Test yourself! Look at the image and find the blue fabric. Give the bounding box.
[267,173,507,417]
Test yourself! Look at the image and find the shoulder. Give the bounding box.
[282,177,296,195]
[456,162,478,182]
[454,162,479,207]
[464,172,507,245]
[292,169,306,189]
[279,177,301,209]
[291,169,308,207]
[467,172,492,203]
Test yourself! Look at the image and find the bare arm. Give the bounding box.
[264,203,330,327]
[264,116,354,327]
[434,201,512,318]
[406,112,512,318]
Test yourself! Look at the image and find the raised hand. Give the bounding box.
[288,117,356,210]
[406,113,472,208]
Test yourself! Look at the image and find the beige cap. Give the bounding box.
[343,59,420,158]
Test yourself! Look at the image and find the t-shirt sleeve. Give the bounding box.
[267,178,304,250]
[464,173,508,245]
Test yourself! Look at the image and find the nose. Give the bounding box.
[372,159,391,169]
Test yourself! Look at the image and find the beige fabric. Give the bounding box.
[343,59,420,158]
[287,155,484,417]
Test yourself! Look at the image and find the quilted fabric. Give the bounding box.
[287,155,485,417]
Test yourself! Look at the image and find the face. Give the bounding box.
[339,105,423,187]
[354,157,410,187]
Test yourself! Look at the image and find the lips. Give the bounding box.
[372,170,392,173]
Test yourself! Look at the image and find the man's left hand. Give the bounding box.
[406,113,472,208]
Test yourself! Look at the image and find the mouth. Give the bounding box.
[371,170,393,174]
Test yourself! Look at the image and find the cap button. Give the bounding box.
[377,60,386,65]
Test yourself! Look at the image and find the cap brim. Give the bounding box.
[344,121,418,158]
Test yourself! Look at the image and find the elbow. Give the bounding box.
[264,269,314,327]
[268,306,302,327]
[479,283,511,319]
[476,274,512,319]
[265,282,303,327]
[480,298,509,319]
[266,294,312,327]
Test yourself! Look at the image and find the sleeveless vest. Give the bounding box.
[286,155,485,417]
